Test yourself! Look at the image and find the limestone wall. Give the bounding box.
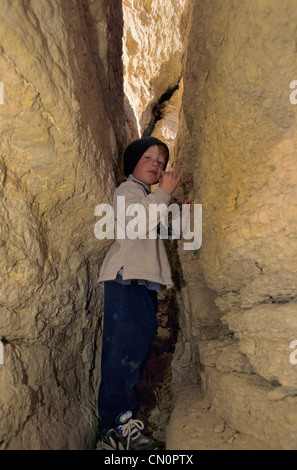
[0,0,126,449]
[122,0,187,135]
[173,0,297,449]
[1,0,297,451]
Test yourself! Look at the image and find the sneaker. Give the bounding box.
[98,410,158,450]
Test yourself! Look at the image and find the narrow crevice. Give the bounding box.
[136,287,181,448]
[142,83,180,137]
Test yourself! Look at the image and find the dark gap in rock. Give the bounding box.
[136,286,180,448]
[142,84,180,137]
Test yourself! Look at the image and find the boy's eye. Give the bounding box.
[143,155,164,168]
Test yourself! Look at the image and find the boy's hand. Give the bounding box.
[159,171,180,195]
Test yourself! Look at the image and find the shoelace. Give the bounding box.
[119,418,144,450]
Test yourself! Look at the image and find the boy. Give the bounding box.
[97,136,180,450]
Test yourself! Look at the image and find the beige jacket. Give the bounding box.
[98,175,173,289]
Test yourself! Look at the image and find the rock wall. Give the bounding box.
[168,0,297,449]
[122,0,187,136]
[1,0,297,451]
[0,0,127,450]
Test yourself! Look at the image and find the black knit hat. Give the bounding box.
[123,136,169,178]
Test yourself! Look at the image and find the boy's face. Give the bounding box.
[132,145,166,185]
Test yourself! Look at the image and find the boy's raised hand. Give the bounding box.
[159,171,180,195]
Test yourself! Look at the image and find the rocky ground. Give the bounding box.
[96,383,272,450]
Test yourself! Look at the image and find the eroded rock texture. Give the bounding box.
[122,0,186,135]
[1,0,297,451]
[167,0,297,450]
[0,0,127,449]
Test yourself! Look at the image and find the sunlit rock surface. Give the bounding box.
[167,0,297,450]
[0,0,126,449]
[1,0,297,451]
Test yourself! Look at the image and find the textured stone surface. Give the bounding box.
[0,0,126,450]
[1,0,297,451]
[122,0,187,134]
[168,0,297,450]
[224,303,297,387]
[166,385,272,450]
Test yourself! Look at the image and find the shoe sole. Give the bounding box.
[101,440,125,450]
[101,440,158,451]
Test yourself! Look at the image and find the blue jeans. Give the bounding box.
[97,280,158,432]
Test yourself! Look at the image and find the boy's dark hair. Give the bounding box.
[123,136,169,178]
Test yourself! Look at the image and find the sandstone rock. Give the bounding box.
[166,385,272,450]
[171,0,297,449]
[1,0,297,451]
[122,0,187,134]
[223,303,297,387]
[0,0,126,450]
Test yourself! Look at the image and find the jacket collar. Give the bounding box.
[127,174,151,195]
